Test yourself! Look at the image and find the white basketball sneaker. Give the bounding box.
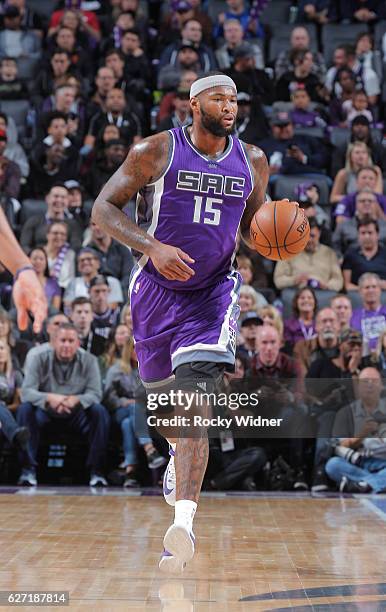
[163,447,176,506]
[163,524,195,565]
[158,548,186,574]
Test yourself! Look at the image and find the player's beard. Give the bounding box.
[200,107,235,137]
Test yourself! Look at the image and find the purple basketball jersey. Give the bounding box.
[134,126,254,290]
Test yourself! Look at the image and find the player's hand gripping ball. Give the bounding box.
[250,199,310,261]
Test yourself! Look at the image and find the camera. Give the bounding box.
[334,444,365,466]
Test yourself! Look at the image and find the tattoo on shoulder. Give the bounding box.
[128,131,171,186]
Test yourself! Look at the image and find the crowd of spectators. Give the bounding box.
[1,0,386,494]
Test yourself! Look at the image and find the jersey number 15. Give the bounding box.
[193,196,222,226]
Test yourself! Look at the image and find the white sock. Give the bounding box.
[174,500,197,531]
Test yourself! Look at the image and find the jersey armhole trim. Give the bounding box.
[240,140,255,198]
[147,130,175,187]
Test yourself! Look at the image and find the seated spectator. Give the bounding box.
[17,322,110,487]
[331,116,386,177]
[306,326,363,490]
[343,219,386,290]
[0,337,26,449]
[83,220,134,295]
[333,190,386,258]
[104,45,150,104]
[289,86,327,129]
[63,248,124,312]
[0,307,31,368]
[86,67,116,120]
[158,42,202,91]
[119,302,133,335]
[85,88,141,153]
[342,90,373,126]
[350,272,386,353]
[157,88,191,131]
[237,254,268,293]
[297,0,337,23]
[31,312,69,351]
[0,5,41,62]
[47,25,90,78]
[48,6,101,46]
[258,112,328,177]
[330,294,353,331]
[83,139,127,199]
[239,285,267,323]
[339,0,380,24]
[330,142,382,204]
[297,182,331,227]
[214,0,264,40]
[275,26,326,81]
[29,247,61,311]
[89,274,122,340]
[20,184,83,252]
[233,91,269,144]
[99,11,136,57]
[325,45,353,93]
[284,287,317,352]
[1,0,44,36]
[99,323,131,375]
[104,337,166,487]
[44,221,75,291]
[274,218,343,291]
[29,111,80,196]
[328,67,357,126]
[70,297,107,357]
[257,304,284,339]
[334,167,386,223]
[0,57,28,99]
[216,18,263,70]
[32,49,78,104]
[0,127,20,199]
[158,69,198,123]
[375,330,386,374]
[326,368,386,493]
[158,18,217,75]
[41,84,85,145]
[225,42,274,106]
[0,112,29,178]
[276,50,328,104]
[237,311,263,363]
[294,307,340,377]
[64,179,89,230]
[355,32,382,80]
[251,325,309,488]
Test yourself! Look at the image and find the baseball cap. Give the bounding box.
[179,40,199,53]
[174,0,192,13]
[339,328,363,345]
[0,129,7,141]
[89,274,109,289]
[104,138,126,148]
[237,92,251,103]
[64,179,82,191]
[4,5,20,17]
[271,111,292,126]
[241,312,263,327]
[175,88,190,99]
[233,42,255,61]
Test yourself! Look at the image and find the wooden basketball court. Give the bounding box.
[1,488,386,611]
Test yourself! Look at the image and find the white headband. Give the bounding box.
[190,75,237,99]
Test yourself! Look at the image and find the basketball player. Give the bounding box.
[0,207,47,333]
[92,73,272,573]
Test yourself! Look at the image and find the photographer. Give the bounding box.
[326,367,386,493]
[306,327,363,490]
[0,338,28,451]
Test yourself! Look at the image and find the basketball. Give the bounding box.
[250,199,310,261]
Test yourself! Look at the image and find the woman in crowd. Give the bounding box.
[120,303,133,335]
[99,323,132,380]
[0,338,26,449]
[239,285,267,324]
[0,309,29,369]
[330,142,382,204]
[283,288,317,353]
[30,247,61,311]
[103,336,166,487]
[44,221,76,291]
[258,304,284,340]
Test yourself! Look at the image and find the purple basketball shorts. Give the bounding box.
[129,269,241,385]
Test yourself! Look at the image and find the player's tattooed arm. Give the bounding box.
[92,132,195,282]
[92,132,169,256]
[239,144,269,250]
